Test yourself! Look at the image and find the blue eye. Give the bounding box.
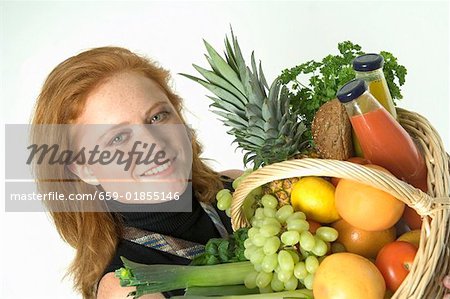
[109,132,129,146]
[149,111,170,124]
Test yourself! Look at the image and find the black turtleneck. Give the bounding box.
[102,176,234,297]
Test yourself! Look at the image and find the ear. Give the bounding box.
[66,163,100,186]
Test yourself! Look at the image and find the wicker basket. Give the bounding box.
[231,108,450,298]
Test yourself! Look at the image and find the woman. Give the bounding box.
[30,46,242,298]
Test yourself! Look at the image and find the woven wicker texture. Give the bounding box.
[231,108,450,298]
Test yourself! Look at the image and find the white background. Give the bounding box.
[1,1,449,298]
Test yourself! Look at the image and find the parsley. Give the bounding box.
[279,41,407,142]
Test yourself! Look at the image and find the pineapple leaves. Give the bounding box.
[203,40,246,96]
[259,62,269,90]
[182,29,310,169]
[192,64,247,104]
[261,99,271,121]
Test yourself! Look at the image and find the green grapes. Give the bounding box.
[275,205,294,223]
[244,271,258,289]
[263,236,281,255]
[216,189,232,211]
[256,271,272,288]
[242,202,339,294]
[305,256,319,274]
[270,274,285,292]
[316,227,339,242]
[294,261,308,280]
[281,231,300,246]
[261,253,278,273]
[261,194,278,209]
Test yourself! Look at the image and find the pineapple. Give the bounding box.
[182,29,313,207]
[262,151,321,206]
[262,177,300,206]
[181,29,310,170]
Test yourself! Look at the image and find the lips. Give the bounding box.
[140,157,175,177]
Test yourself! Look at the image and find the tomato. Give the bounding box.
[402,206,422,230]
[375,241,418,292]
[331,157,371,186]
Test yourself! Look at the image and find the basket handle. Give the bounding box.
[231,158,436,231]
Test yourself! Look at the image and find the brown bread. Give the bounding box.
[311,98,354,160]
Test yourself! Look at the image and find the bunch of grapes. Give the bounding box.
[242,195,338,293]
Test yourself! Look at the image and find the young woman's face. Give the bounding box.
[70,71,192,203]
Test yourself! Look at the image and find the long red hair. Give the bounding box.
[30,47,223,298]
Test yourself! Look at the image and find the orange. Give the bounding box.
[331,157,371,186]
[332,219,396,259]
[335,165,405,231]
[313,252,386,299]
[290,177,340,223]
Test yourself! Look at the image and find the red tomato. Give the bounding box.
[332,157,371,186]
[375,241,418,292]
[402,206,422,230]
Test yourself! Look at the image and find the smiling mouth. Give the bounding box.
[140,157,175,176]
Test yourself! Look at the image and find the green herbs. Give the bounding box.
[380,50,407,101]
[279,41,407,141]
[190,228,249,265]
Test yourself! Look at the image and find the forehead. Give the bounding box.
[77,71,170,125]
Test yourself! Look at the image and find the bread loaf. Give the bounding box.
[311,98,354,160]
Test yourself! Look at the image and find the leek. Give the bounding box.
[185,285,259,296]
[171,289,314,299]
[115,257,254,298]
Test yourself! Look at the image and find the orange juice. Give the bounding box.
[350,108,428,192]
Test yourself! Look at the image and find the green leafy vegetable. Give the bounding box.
[279,41,407,141]
[190,227,249,265]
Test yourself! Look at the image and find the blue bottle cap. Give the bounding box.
[353,54,384,72]
[336,79,368,103]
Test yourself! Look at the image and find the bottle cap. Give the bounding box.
[353,54,384,72]
[336,79,368,103]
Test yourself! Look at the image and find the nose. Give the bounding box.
[141,124,167,153]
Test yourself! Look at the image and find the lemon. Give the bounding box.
[290,177,340,223]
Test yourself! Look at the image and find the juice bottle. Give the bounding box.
[351,54,398,157]
[353,54,397,119]
[336,79,428,192]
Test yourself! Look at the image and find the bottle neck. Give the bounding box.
[355,68,384,82]
[343,91,382,117]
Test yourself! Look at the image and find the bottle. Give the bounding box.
[353,53,397,119]
[336,79,428,192]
